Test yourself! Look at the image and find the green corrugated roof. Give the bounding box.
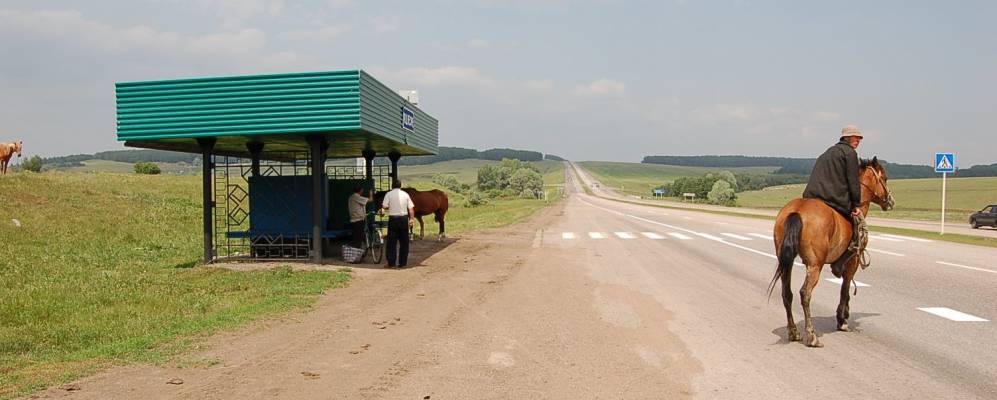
[116,70,438,159]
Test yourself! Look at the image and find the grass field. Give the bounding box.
[578,161,776,198]
[736,176,997,222]
[0,161,562,398]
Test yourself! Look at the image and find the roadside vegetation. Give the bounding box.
[0,172,350,399]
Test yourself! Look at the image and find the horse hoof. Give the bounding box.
[838,323,850,332]
[788,330,801,342]
[806,337,823,348]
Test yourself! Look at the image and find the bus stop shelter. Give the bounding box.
[115,70,439,263]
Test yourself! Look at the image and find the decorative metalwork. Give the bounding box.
[210,153,392,261]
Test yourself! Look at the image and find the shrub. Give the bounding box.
[708,180,737,205]
[134,162,161,175]
[21,155,42,172]
[463,190,488,207]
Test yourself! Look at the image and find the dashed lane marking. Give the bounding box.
[918,307,988,322]
[721,233,752,241]
[881,234,932,243]
[867,248,905,257]
[641,232,665,240]
[936,261,997,275]
[825,277,870,287]
[589,232,606,239]
[668,232,693,240]
[615,232,636,239]
[749,233,772,240]
[695,233,724,241]
[562,232,575,240]
[869,235,903,242]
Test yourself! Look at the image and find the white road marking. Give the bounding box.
[589,232,606,239]
[936,261,997,275]
[721,233,752,241]
[869,235,903,242]
[917,307,989,322]
[683,216,693,220]
[695,233,724,241]
[532,229,542,248]
[579,199,804,266]
[615,232,636,239]
[562,232,575,240]
[641,232,665,239]
[749,233,771,240]
[714,222,729,225]
[881,234,932,243]
[668,232,692,240]
[825,278,870,287]
[867,248,905,257]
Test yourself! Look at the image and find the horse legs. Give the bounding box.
[781,265,801,341]
[800,264,824,347]
[836,259,860,331]
[436,211,446,241]
[416,215,425,239]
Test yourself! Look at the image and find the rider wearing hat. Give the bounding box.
[802,125,865,276]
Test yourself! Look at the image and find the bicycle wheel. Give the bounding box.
[366,224,384,263]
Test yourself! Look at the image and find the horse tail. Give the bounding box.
[434,191,449,223]
[768,212,802,298]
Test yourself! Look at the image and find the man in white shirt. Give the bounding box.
[348,182,373,248]
[380,179,415,267]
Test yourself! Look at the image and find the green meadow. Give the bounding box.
[737,176,997,222]
[578,161,777,198]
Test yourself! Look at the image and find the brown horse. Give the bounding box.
[376,188,449,240]
[0,140,23,174]
[768,157,895,347]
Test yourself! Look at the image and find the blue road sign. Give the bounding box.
[935,153,955,173]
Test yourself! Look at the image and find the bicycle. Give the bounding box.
[363,211,385,263]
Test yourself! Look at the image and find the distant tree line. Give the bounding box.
[43,150,200,168]
[398,147,545,165]
[644,155,997,179]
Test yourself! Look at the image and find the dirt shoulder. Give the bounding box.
[29,199,696,400]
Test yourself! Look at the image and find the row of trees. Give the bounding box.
[399,147,547,165]
[645,154,997,180]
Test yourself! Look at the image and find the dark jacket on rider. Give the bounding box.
[803,140,861,217]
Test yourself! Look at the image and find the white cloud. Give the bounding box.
[175,0,285,29]
[572,79,626,97]
[278,25,350,41]
[0,9,267,57]
[386,66,494,87]
[370,16,399,32]
[467,38,489,48]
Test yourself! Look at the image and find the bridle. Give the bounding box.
[861,166,894,209]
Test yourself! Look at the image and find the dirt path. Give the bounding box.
[31,201,697,400]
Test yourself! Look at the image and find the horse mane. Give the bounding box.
[859,157,887,179]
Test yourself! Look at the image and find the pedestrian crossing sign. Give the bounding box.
[935,153,955,173]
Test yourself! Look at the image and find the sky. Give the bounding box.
[1,0,995,166]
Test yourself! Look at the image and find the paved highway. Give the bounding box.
[560,162,996,398]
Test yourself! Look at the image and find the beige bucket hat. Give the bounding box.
[840,124,863,138]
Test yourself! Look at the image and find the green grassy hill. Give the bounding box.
[736,176,997,222]
[578,161,776,197]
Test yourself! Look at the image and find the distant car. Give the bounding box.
[969,205,997,229]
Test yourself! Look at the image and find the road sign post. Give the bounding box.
[935,153,955,235]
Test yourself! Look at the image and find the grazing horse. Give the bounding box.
[376,188,449,240]
[768,157,895,347]
[0,140,23,174]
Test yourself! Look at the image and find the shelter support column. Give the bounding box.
[362,149,376,192]
[388,150,401,181]
[247,142,264,176]
[197,138,216,263]
[307,135,327,263]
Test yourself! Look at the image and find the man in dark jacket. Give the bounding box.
[803,125,864,275]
